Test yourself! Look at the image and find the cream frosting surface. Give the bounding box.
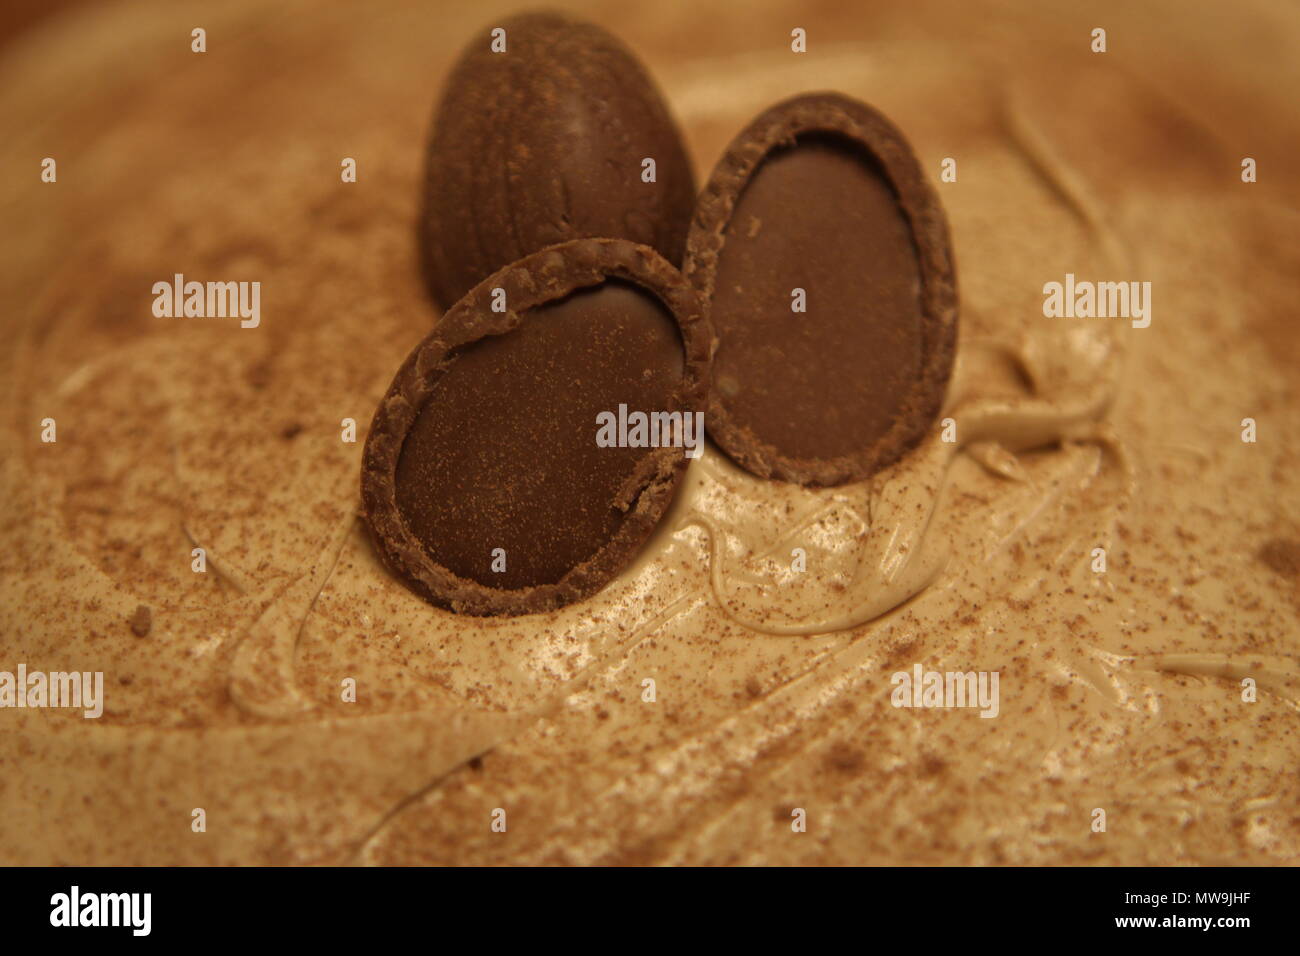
[0,0,1297,864]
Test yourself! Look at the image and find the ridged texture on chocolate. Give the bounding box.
[421,11,696,310]
[685,92,959,487]
[361,238,713,616]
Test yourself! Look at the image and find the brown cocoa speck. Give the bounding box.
[1258,538,1300,578]
[881,637,918,671]
[129,604,152,637]
[825,742,864,774]
[246,360,272,390]
[919,754,948,777]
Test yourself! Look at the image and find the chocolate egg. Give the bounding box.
[361,239,712,617]
[421,11,696,310]
[685,92,958,487]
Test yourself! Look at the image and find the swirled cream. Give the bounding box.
[0,1,1296,866]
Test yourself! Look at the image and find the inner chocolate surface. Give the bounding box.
[393,281,683,590]
[710,133,924,461]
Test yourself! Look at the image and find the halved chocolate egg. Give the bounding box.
[361,238,711,616]
[685,92,958,487]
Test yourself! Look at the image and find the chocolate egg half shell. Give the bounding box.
[685,92,958,487]
[361,238,712,616]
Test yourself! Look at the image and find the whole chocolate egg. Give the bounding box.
[421,11,696,310]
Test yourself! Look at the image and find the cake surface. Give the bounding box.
[1,0,1298,865]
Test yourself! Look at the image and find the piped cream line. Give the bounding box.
[680,346,1128,637]
[1131,653,1300,704]
[682,506,948,636]
[180,519,254,594]
[965,440,1028,481]
[228,508,358,718]
[1001,84,1134,276]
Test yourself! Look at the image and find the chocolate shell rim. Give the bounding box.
[361,237,714,617]
[684,91,959,487]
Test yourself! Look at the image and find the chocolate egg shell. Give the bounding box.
[421,11,696,311]
[685,92,958,487]
[361,238,712,617]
